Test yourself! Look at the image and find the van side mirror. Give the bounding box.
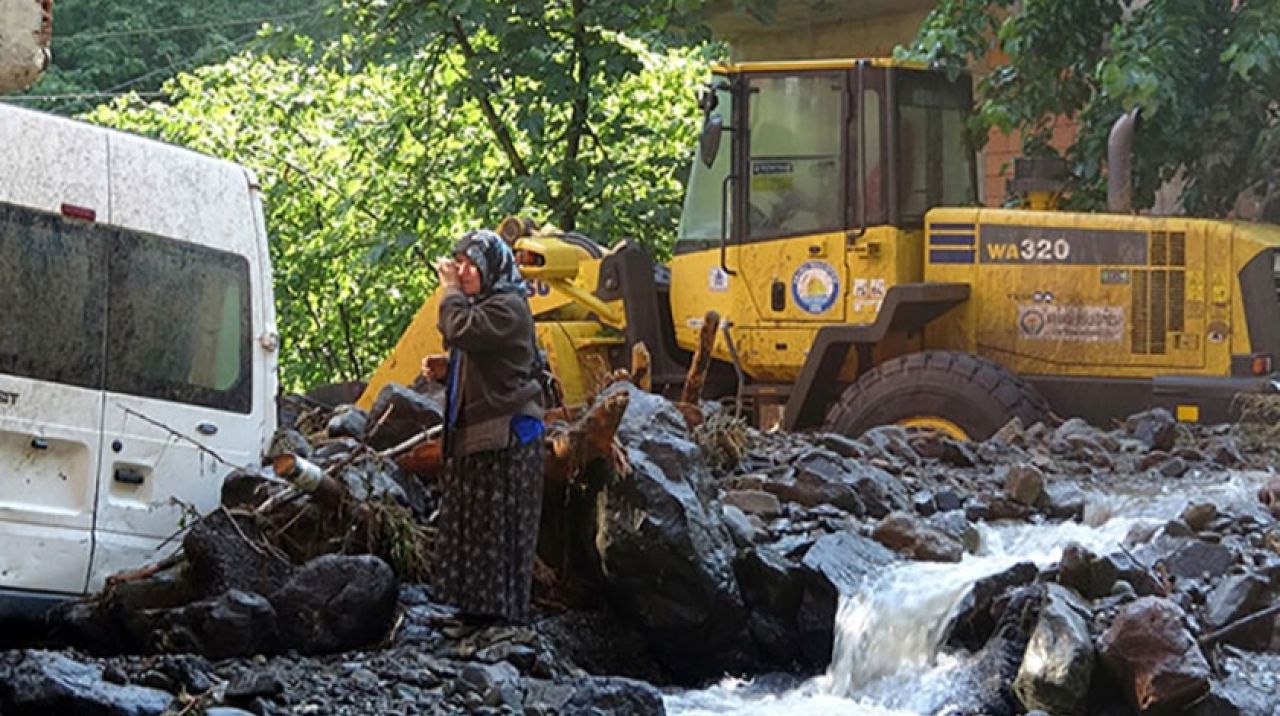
[699,113,723,169]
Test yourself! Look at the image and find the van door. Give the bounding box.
[89,137,265,588]
[0,204,107,594]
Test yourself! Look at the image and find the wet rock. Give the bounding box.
[1058,543,1118,599]
[609,382,689,441]
[1126,408,1178,452]
[1183,503,1219,532]
[985,495,1035,521]
[1101,550,1168,598]
[1014,584,1094,716]
[524,676,664,716]
[949,584,1045,716]
[797,531,896,662]
[1259,477,1280,518]
[1159,457,1190,478]
[1042,482,1087,521]
[0,651,173,716]
[270,554,398,654]
[365,382,443,450]
[151,589,278,658]
[595,444,746,678]
[733,547,808,665]
[327,406,369,440]
[859,426,922,469]
[1204,574,1275,649]
[945,561,1038,652]
[909,431,977,467]
[1202,437,1243,467]
[871,511,963,562]
[817,433,865,459]
[1162,540,1237,581]
[768,450,864,513]
[1003,465,1045,506]
[1099,597,1211,713]
[722,489,782,518]
[926,511,981,554]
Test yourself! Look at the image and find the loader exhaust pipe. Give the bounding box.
[1107,107,1142,213]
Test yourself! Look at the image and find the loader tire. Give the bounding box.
[823,351,1050,441]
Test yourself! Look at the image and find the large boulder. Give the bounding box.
[0,651,173,716]
[269,554,398,654]
[1099,597,1211,713]
[150,589,278,658]
[595,442,747,677]
[1014,584,1095,716]
[1126,408,1178,452]
[1204,574,1277,650]
[1058,542,1119,599]
[871,511,964,562]
[365,382,443,450]
[944,561,1038,652]
[733,546,809,666]
[796,531,896,662]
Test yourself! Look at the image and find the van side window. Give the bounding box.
[0,203,107,390]
[106,232,252,413]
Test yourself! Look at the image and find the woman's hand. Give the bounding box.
[435,256,460,289]
[420,353,448,382]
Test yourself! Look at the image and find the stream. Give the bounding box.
[666,471,1276,715]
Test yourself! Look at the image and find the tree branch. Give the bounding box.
[554,0,591,230]
[446,15,530,177]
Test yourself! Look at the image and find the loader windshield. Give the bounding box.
[678,76,734,247]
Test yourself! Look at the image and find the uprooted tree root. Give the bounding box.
[694,412,749,471]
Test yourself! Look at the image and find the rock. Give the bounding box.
[270,554,398,654]
[722,489,782,518]
[945,561,1038,652]
[219,469,276,510]
[326,406,369,439]
[1162,540,1237,581]
[1183,503,1219,532]
[151,589,278,658]
[608,381,689,441]
[1057,542,1118,599]
[909,431,977,467]
[1202,437,1243,467]
[768,450,864,513]
[1259,477,1280,518]
[926,510,981,554]
[797,531,896,662]
[912,491,937,516]
[1013,584,1094,716]
[459,662,519,705]
[859,426,922,469]
[224,671,283,702]
[183,510,295,597]
[1159,457,1189,478]
[986,495,1035,521]
[1004,464,1045,506]
[935,489,964,513]
[1127,408,1178,452]
[1101,550,1167,598]
[721,504,763,548]
[817,433,865,459]
[524,677,664,716]
[1204,574,1276,650]
[365,382,444,450]
[733,547,808,665]
[1041,482,1086,520]
[595,443,747,677]
[991,417,1025,445]
[205,709,255,716]
[0,651,173,716]
[1099,597,1211,713]
[871,511,964,562]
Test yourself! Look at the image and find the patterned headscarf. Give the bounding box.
[451,229,526,298]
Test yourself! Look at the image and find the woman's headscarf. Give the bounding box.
[451,229,525,298]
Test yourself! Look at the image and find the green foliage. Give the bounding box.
[13,0,339,115]
[901,0,1280,218]
[87,33,711,391]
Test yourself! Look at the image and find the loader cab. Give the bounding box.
[671,60,978,383]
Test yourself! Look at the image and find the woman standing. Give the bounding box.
[430,229,545,624]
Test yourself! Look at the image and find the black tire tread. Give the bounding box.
[823,351,1050,439]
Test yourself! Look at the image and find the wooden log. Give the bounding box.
[630,342,652,391]
[543,390,631,485]
[680,310,720,410]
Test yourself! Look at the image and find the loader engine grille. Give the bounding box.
[1131,231,1186,355]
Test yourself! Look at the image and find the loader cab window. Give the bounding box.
[678,76,735,248]
[896,71,977,225]
[746,73,843,240]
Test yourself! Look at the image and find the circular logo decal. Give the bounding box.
[1019,309,1046,337]
[791,261,839,314]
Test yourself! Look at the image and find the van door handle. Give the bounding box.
[196,422,218,436]
[30,438,48,450]
[114,468,145,485]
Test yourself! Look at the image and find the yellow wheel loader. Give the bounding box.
[359,59,1280,441]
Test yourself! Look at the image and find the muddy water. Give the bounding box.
[666,472,1274,716]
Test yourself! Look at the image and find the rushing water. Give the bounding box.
[666,471,1275,716]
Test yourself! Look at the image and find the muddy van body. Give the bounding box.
[0,103,278,613]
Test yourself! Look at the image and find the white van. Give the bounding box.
[0,103,278,613]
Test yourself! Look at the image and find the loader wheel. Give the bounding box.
[824,351,1050,441]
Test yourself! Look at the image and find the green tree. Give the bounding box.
[901,0,1280,219]
[88,35,711,391]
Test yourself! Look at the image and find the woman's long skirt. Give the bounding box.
[436,438,544,622]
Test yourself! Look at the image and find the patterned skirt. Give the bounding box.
[435,438,544,622]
